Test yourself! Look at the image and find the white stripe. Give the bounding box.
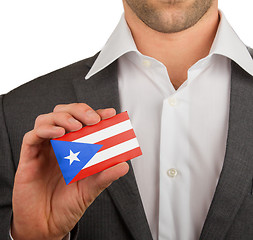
[82,138,140,169]
[73,119,132,144]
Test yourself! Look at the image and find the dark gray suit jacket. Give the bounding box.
[0,51,253,240]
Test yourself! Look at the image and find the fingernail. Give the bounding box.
[107,108,116,114]
[86,109,100,123]
[53,126,65,137]
[86,109,97,117]
[68,117,81,125]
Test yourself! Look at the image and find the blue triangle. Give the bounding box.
[51,140,103,184]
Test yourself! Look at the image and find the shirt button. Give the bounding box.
[168,97,177,106]
[142,59,151,67]
[167,168,178,177]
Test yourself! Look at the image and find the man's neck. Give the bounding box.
[123,2,219,90]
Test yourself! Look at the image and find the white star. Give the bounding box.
[64,150,80,165]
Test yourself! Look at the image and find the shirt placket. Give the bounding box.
[159,88,190,240]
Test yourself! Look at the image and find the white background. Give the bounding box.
[1,0,253,94]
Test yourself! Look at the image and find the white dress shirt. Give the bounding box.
[86,11,253,240]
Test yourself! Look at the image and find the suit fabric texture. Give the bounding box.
[0,50,253,240]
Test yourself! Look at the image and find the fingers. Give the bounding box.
[53,104,116,125]
[34,112,82,131]
[96,108,116,120]
[53,103,101,126]
[23,104,116,147]
[24,103,116,147]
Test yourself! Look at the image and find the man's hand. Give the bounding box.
[11,104,129,240]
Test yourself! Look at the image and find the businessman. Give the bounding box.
[1,0,253,239]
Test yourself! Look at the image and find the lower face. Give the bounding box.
[124,0,215,33]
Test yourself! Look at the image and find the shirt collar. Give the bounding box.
[85,14,137,79]
[210,11,253,76]
[85,11,253,80]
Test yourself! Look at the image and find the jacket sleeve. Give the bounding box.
[0,95,16,239]
[0,94,80,239]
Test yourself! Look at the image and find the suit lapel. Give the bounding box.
[107,163,153,240]
[72,56,120,112]
[200,61,253,239]
[72,58,153,240]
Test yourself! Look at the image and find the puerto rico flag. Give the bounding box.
[51,111,142,185]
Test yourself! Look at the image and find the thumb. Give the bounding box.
[78,162,129,208]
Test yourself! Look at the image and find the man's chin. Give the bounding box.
[125,0,214,33]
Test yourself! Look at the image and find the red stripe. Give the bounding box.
[95,129,136,152]
[54,111,129,142]
[69,147,142,184]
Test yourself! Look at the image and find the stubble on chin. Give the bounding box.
[125,0,214,33]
